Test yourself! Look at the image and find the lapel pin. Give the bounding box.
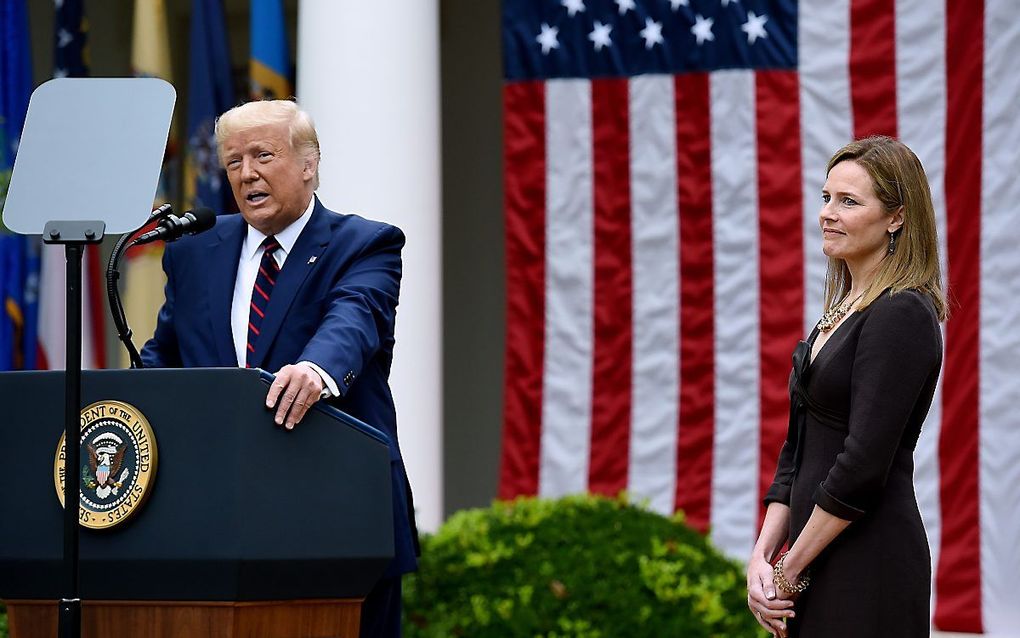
[307,256,317,265]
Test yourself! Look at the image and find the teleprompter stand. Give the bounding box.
[1,77,177,638]
[42,221,106,637]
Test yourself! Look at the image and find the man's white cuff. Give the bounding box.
[297,360,340,399]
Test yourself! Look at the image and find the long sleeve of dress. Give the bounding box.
[764,411,799,507]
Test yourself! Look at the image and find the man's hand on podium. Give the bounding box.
[266,363,325,429]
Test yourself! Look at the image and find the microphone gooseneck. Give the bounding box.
[108,203,179,369]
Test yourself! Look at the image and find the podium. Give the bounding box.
[0,368,395,638]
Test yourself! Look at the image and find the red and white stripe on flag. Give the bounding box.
[37,243,107,371]
[499,0,1020,633]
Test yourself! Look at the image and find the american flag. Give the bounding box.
[497,0,1020,633]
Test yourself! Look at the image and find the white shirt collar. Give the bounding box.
[242,195,316,262]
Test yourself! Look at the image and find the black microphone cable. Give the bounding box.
[106,203,175,369]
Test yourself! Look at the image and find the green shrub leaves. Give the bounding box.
[403,494,764,637]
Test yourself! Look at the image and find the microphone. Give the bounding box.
[133,207,216,245]
[147,202,173,221]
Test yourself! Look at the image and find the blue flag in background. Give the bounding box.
[250,0,292,99]
[0,235,23,368]
[54,0,88,78]
[185,0,235,213]
[0,235,11,368]
[0,0,32,168]
[0,0,35,371]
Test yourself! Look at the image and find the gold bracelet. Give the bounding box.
[773,551,810,594]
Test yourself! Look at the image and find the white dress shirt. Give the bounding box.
[230,197,338,397]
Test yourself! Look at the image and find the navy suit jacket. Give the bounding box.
[140,198,418,576]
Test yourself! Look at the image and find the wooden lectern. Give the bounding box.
[0,369,396,638]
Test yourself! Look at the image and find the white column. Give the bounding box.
[297,1,442,531]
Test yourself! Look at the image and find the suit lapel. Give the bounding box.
[250,201,332,369]
[206,217,245,366]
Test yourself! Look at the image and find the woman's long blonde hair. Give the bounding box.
[822,136,947,321]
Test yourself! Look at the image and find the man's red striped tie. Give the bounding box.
[246,236,281,368]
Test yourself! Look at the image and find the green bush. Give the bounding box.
[0,601,7,638]
[403,494,765,637]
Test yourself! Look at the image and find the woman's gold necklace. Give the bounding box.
[816,293,864,332]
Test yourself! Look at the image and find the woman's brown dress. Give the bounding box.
[765,290,942,637]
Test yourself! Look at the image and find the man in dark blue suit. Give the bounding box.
[140,100,417,638]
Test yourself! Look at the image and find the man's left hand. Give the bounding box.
[267,363,325,429]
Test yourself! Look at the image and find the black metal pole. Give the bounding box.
[58,242,83,638]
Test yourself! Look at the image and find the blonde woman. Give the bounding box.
[746,136,946,638]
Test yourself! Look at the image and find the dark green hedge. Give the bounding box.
[403,495,765,637]
[0,601,7,638]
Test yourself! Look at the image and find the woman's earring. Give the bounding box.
[887,230,898,255]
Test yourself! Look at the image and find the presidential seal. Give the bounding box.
[54,400,158,530]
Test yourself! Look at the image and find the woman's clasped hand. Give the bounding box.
[746,554,796,637]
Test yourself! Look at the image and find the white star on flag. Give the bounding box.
[721,0,739,6]
[53,68,68,78]
[669,0,689,9]
[54,0,64,8]
[741,11,768,45]
[639,18,664,49]
[691,14,715,45]
[616,0,636,15]
[536,23,560,54]
[57,28,73,48]
[561,0,585,18]
[589,21,613,51]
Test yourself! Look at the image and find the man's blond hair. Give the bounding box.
[215,100,321,189]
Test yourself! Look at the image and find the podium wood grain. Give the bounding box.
[6,599,362,638]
